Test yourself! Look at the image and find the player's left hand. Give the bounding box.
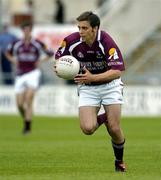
[74,67,94,84]
[35,60,41,68]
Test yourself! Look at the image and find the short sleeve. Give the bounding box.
[55,38,71,60]
[101,32,125,71]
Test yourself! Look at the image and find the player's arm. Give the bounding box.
[54,39,71,74]
[5,52,17,65]
[93,69,122,82]
[5,44,17,65]
[36,40,54,63]
[55,40,70,60]
[74,67,122,84]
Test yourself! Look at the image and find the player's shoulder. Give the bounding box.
[11,38,22,46]
[32,38,44,45]
[7,38,22,51]
[30,38,47,49]
[100,30,114,42]
[64,32,80,45]
[100,30,117,47]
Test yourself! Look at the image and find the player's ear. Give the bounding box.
[92,26,98,33]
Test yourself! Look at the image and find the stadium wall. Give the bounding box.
[0,85,161,117]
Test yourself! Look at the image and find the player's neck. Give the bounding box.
[24,36,32,43]
[86,33,96,46]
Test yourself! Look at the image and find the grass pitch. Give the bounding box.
[0,115,161,180]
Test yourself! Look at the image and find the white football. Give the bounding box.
[56,55,80,80]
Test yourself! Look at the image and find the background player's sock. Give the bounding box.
[23,120,31,134]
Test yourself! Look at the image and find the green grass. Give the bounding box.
[0,115,161,180]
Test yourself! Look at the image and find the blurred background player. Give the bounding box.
[0,24,18,85]
[55,11,126,172]
[5,22,54,134]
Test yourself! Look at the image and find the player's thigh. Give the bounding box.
[104,104,121,126]
[25,88,36,105]
[79,106,100,129]
[16,92,26,106]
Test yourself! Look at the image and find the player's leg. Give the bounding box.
[104,104,124,143]
[25,88,35,120]
[78,84,102,134]
[104,104,126,172]
[23,88,36,133]
[22,69,41,133]
[97,112,107,127]
[79,106,100,135]
[16,92,29,134]
[15,75,26,119]
[16,92,26,119]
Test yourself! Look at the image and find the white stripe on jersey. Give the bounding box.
[97,29,105,55]
[13,40,23,57]
[97,29,101,41]
[31,39,42,55]
[67,30,105,56]
[98,41,105,55]
[60,46,65,54]
[69,40,82,54]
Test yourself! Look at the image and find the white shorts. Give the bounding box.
[78,78,124,107]
[15,69,41,94]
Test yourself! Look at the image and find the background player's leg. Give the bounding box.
[23,88,36,133]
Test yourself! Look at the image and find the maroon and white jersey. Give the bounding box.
[7,38,54,75]
[55,29,125,75]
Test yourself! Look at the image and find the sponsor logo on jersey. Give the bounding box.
[61,40,66,48]
[108,61,123,66]
[87,50,94,54]
[108,48,119,60]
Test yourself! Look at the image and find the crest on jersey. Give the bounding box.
[108,48,119,60]
[77,52,84,58]
[96,51,103,58]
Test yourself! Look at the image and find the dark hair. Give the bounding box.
[76,11,100,28]
[20,21,33,29]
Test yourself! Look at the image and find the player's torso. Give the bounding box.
[71,41,108,74]
[13,40,41,75]
[56,31,125,74]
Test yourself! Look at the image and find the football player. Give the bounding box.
[6,22,54,134]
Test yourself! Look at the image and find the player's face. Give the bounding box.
[22,26,32,39]
[77,21,97,45]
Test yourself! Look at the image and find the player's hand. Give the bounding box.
[13,59,18,66]
[35,60,41,68]
[74,67,94,84]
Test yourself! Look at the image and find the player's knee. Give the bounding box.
[81,128,94,135]
[80,125,95,135]
[26,98,33,106]
[108,124,121,135]
[17,103,23,109]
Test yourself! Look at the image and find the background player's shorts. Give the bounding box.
[15,69,41,94]
[78,79,124,107]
